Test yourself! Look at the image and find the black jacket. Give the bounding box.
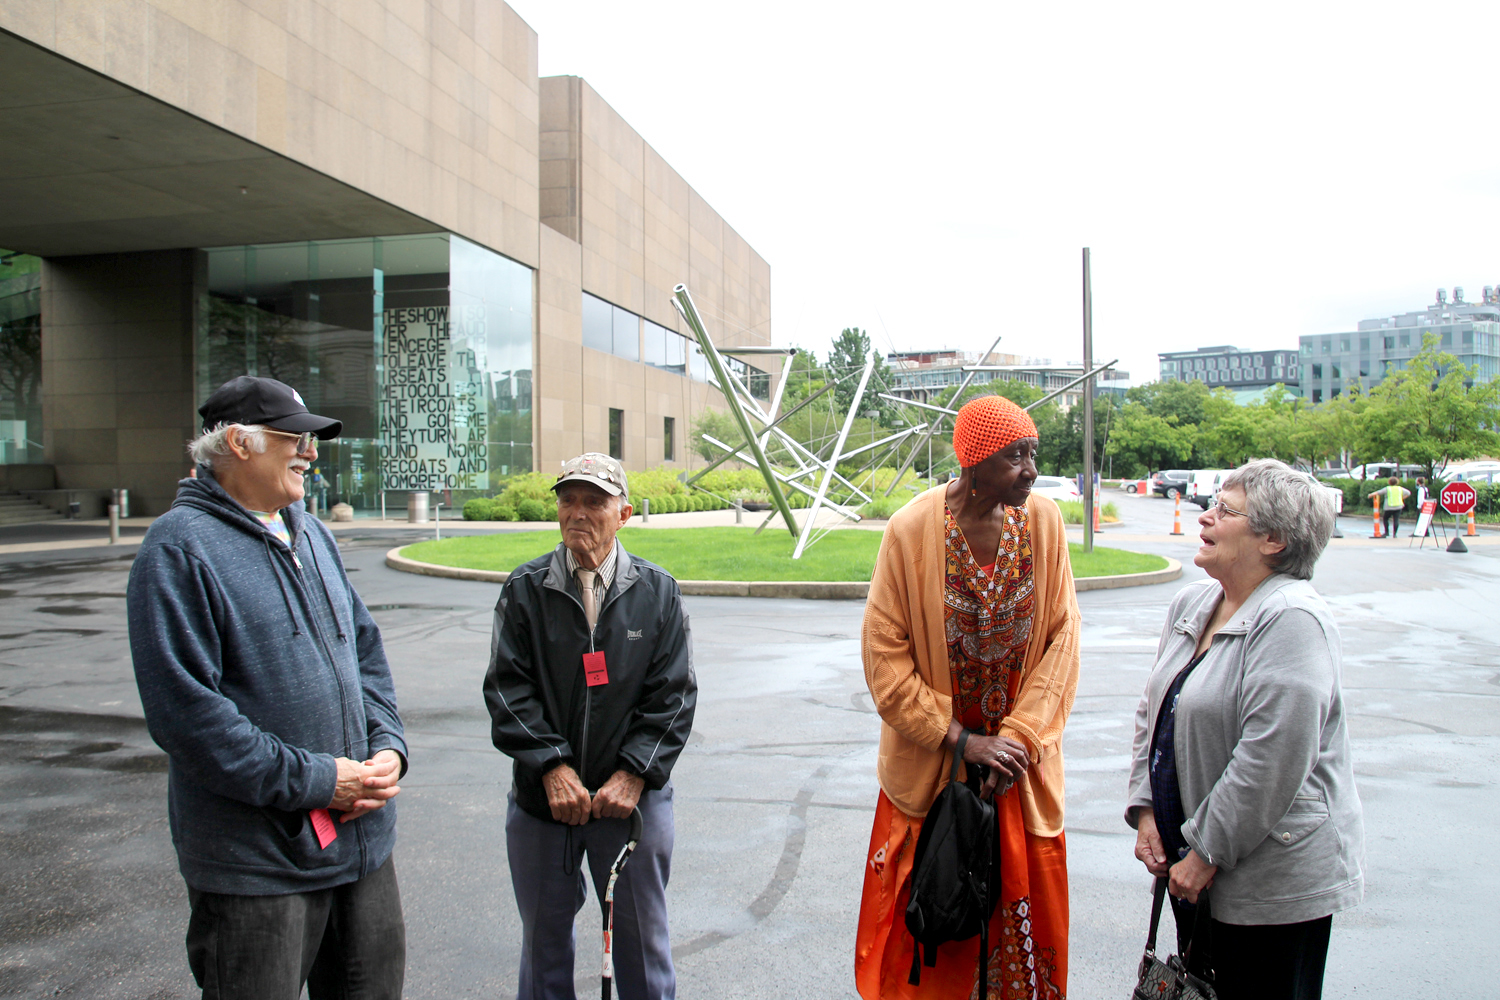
[483,542,696,821]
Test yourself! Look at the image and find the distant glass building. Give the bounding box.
[1157,346,1301,395]
[1299,287,1500,404]
[886,350,1127,410]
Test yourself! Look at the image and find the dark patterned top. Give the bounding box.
[1149,649,1209,864]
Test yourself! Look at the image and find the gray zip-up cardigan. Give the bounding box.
[1126,574,1365,925]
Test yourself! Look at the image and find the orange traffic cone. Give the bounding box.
[1468,509,1477,537]
[1092,484,1101,531]
[1171,494,1183,535]
[1372,493,1383,538]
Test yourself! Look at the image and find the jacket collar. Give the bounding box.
[544,538,637,606]
[1174,572,1299,638]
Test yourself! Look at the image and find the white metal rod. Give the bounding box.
[878,393,957,416]
[1021,359,1119,412]
[794,356,874,559]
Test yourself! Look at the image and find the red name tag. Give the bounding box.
[583,651,609,687]
[310,807,338,849]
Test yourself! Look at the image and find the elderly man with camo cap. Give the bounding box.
[483,452,696,999]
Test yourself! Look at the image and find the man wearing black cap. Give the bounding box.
[126,376,408,1000]
[484,452,696,999]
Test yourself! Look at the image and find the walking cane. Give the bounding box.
[602,807,645,1000]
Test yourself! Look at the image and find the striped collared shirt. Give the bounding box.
[565,539,619,595]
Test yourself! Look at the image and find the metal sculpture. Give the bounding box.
[671,283,929,557]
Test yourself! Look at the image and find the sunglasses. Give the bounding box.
[261,428,316,453]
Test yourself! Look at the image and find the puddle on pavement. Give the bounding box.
[0,558,134,583]
[365,604,464,612]
[0,628,105,638]
[35,605,97,616]
[29,592,127,600]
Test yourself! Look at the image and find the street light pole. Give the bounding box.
[1082,248,1095,554]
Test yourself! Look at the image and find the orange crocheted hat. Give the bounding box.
[952,395,1039,468]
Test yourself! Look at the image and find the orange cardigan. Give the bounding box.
[862,486,1080,836]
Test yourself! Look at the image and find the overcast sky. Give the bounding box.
[510,1,1500,385]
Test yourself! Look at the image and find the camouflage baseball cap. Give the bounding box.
[552,452,628,499]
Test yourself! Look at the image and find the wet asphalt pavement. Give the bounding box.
[1,497,1497,998]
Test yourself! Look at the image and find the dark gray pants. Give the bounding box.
[185,856,405,1000]
[506,785,676,1000]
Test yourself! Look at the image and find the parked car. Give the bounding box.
[1314,467,1351,481]
[1031,476,1082,502]
[1150,469,1192,498]
[1187,469,1231,510]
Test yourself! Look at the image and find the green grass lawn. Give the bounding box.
[401,528,1167,582]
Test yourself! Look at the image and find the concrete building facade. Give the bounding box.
[0,1,771,515]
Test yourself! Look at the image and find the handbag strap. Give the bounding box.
[1144,876,1167,955]
[1182,886,1216,977]
[950,729,971,783]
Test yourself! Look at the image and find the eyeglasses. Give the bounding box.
[261,428,316,453]
[1211,498,1249,519]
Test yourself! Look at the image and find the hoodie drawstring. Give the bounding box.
[263,534,303,637]
[306,540,347,642]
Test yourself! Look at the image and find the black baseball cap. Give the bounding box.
[198,376,342,439]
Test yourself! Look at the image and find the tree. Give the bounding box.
[825,328,893,422]
[690,408,743,461]
[1292,385,1360,470]
[1359,333,1500,480]
[1105,403,1195,475]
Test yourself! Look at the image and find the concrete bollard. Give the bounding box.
[642,497,649,523]
[735,499,743,525]
[108,503,119,544]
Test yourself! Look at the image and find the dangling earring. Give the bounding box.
[970,488,978,498]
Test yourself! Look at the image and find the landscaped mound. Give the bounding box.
[400,527,1167,583]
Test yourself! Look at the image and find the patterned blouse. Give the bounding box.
[943,502,1036,735]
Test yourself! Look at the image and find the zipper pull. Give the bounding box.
[293,551,303,570]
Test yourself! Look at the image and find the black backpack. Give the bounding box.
[903,730,1002,986]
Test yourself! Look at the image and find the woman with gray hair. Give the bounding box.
[1126,459,1365,999]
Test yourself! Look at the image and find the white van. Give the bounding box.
[1187,469,1230,510]
[1441,461,1500,484]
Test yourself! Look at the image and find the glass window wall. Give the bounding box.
[585,292,768,399]
[199,234,533,513]
[0,250,42,464]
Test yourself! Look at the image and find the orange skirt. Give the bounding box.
[854,789,1068,1000]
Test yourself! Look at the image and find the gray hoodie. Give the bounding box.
[1126,574,1365,925]
[127,471,406,895]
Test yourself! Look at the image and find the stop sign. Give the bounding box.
[1441,481,1477,515]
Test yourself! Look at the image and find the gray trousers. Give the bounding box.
[506,785,676,1000]
[185,856,405,1000]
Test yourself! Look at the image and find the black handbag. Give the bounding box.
[1132,876,1218,1000]
[904,730,1002,988]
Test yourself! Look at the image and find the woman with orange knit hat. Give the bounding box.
[855,394,1080,999]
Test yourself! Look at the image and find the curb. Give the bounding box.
[386,548,1182,599]
[1073,557,1182,591]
